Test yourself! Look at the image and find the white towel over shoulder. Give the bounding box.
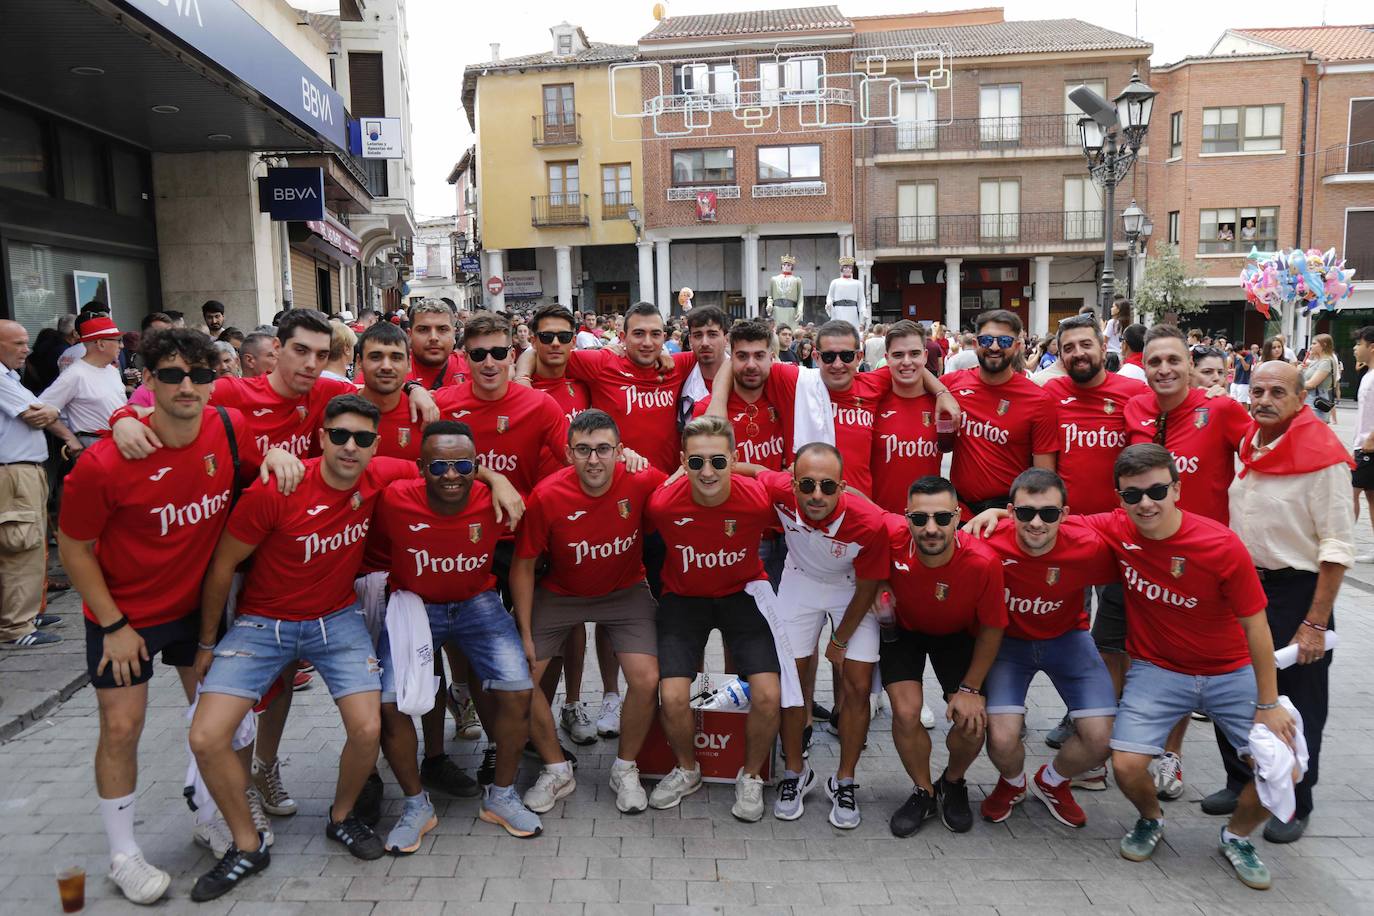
[1248,695,1310,824]
[386,590,439,716]
[792,366,834,452]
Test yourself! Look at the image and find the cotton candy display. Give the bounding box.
[1240,247,1356,319]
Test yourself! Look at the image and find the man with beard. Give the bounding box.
[407,299,469,389]
[679,306,728,414]
[357,321,424,461]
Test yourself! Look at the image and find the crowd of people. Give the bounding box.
[0,292,1370,906]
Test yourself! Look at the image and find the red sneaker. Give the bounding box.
[980,775,1026,823]
[1031,764,1086,827]
[292,670,314,691]
[297,660,316,674]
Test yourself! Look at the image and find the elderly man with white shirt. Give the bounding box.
[1203,360,1355,844]
[38,315,128,463]
[0,320,65,649]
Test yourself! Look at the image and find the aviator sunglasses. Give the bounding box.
[906,510,956,527]
[427,458,477,477]
[686,454,730,471]
[796,477,840,495]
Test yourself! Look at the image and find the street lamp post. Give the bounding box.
[1122,199,1153,298]
[1073,70,1157,317]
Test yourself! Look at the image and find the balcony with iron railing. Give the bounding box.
[602,191,633,220]
[873,211,1110,250]
[871,114,1083,158]
[531,194,589,227]
[1322,144,1374,179]
[532,113,582,147]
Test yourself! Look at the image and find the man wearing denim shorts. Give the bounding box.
[187,395,416,902]
[1081,444,1295,891]
[967,468,1119,828]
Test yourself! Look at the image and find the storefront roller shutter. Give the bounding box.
[290,248,317,311]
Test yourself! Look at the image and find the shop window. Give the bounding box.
[58,125,107,207]
[0,103,49,196]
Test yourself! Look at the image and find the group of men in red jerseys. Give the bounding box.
[59,297,1323,905]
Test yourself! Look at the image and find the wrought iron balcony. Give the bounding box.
[602,191,633,220]
[532,113,582,147]
[873,211,1106,249]
[871,114,1082,156]
[531,194,589,227]
[1323,144,1374,177]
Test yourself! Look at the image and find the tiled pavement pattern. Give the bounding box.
[2,408,1374,915]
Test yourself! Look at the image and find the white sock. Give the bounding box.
[549,761,573,776]
[1005,772,1026,788]
[100,793,140,860]
[1222,827,1246,844]
[1042,762,1068,787]
[453,683,471,704]
[612,757,636,772]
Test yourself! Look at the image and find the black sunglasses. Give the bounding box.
[797,477,840,495]
[1118,483,1172,505]
[686,454,729,471]
[977,334,1016,349]
[535,331,574,345]
[154,366,217,385]
[427,458,476,477]
[1013,505,1063,523]
[906,510,956,527]
[324,428,378,448]
[466,346,510,363]
[818,350,858,365]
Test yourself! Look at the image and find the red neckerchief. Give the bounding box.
[1123,353,1143,368]
[1238,405,1355,478]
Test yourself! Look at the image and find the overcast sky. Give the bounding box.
[299,0,1372,220]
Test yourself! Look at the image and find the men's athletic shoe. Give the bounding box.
[920,703,936,729]
[354,772,384,827]
[610,760,648,814]
[291,670,312,691]
[1071,765,1109,791]
[772,765,816,821]
[823,718,840,737]
[480,784,543,837]
[1119,817,1164,861]
[802,724,813,760]
[246,787,275,846]
[190,834,270,902]
[326,814,385,860]
[812,701,832,722]
[1191,711,1211,722]
[1045,714,1075,749]
[524,765,576,813]
[980,776,1027,823]
[1201,787,1239,816]
[733,769,766,823]
[109,851,171,905]
[935,773,973,833]
[2,630,61,648]
[447,683,482,740]
[596,693,623,738]
[1219,829,1271,890]
[477,744,498,786]
[251,757,297,816]
[649,765,703,810]
[560,700,598,745]
[1030,765,1086,828]
[296,659,315,674]
[34,614,63,628]
[889,787,937,837]
[420,753,480,798]
[385,792,438,855]
[826,776,861,830]
[1153,752,1184,801]
[192,817,233,858]
[523,741,579,768]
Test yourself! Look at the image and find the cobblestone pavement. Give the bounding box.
[3,408,1374,915]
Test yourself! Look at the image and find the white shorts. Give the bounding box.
[776,565,880,664]
[1230,383,1250,403]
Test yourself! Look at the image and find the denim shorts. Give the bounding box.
[203,604,381,703]
[985,628,1117,719]
[1111,659,1257,757]
[377,588,532,703]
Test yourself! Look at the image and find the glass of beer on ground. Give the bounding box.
[56,866,85,913]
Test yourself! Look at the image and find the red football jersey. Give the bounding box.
[210,374,355,458]
[644,474,775,598]
[227,457,416,621]
[1043,373,1149,515]
[870,390,942,514]
[406,351,469,389]
[884,518,1008,636]
[530,373,591,423]
[1079,510,1266,675]
[945,368,1059,506]
[370,394,424,462]
[433,382,569,497]
[565,349,697,473]
[517,464,667,597]
[692,391,786,470]
[371,479,499,604]
[982,517,1118,641]
[1123,388,1250,524]
[60,408,264,628]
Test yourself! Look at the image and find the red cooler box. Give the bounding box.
[637,705,777,785]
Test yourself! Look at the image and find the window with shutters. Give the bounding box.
[1346,210,1374,279]
[1348,99,1374,172]
[1063,177,1103,239]
[897,182,936,242]
[979,179,1019,239]
[348,52,385,117]
[601,163,632,218]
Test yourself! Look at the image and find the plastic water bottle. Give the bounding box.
[695,676,751,711]
[877,591,899,643]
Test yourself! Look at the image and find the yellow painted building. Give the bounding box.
[461,23,645,313]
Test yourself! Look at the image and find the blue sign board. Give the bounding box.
[258,168,325,221]
[114,0,348,150]
[459,257,481,274]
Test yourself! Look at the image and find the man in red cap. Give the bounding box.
[37,313,128,461]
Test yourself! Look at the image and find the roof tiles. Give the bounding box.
[1233,25,1374,62]
[641,5,852,42]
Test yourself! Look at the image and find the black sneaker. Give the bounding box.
[190,834,270,902]
[889,787,937,838]
[802,724,813,760]
[935,773,973,833]
[326,813,385,860]
[354,772,384,827]
[523,740,579,769]
[477,744,497,786]
[421,753,480,798]
[811,701,832,722]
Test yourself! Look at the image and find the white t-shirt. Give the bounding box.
[942,348,979,375]
[1118,361,1147,383]
[1355,370,1374,452]
[575,330,601,350]
[38,358,127,434]
[57,342,85,374]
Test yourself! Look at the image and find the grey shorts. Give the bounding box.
[531,582,658,661]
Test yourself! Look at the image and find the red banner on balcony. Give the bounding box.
[695,191,717,222]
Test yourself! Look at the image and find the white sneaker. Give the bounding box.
[246,787,275,847]
[192,817,233,857]
[610,761,648,814]
[732,769,766,823]
[523,765,576,813]
[648,765,703,809]
[109,851,170,905]
[447,683,482,740]
[920,703,936,729]
[596,693,623,738]
[1154,752,1185,801]
[560,701,597,746]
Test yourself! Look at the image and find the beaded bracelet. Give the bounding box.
[1301,619,1328,632]
[829,634,848,649]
